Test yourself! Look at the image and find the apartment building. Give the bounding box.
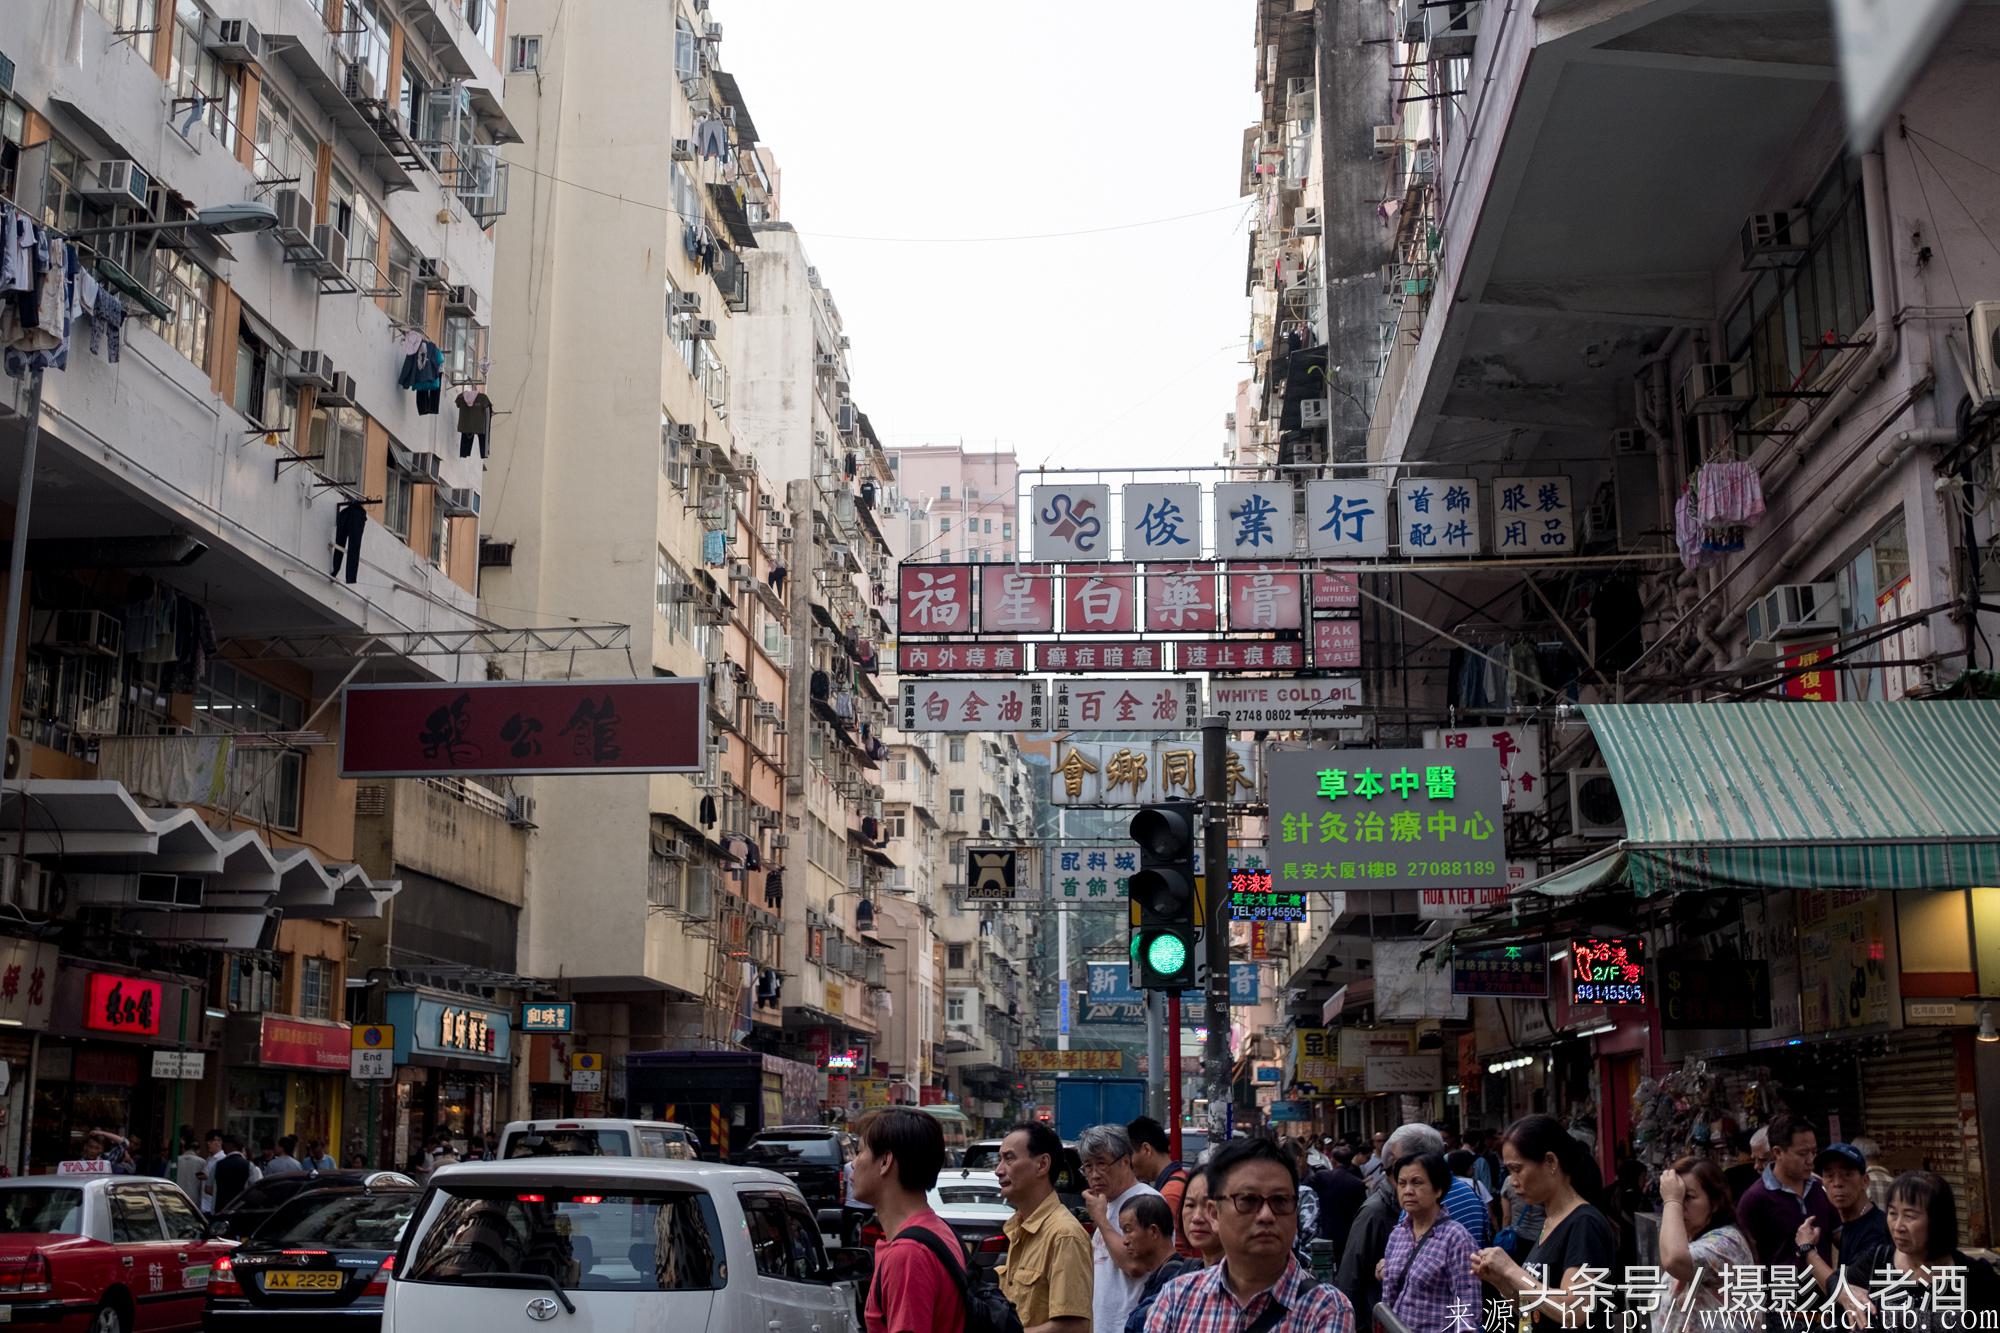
[0,0,518,1167]
[485,0,789,1107]
[890,445,1020,563]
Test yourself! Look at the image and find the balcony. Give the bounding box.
[262,27,419,193]
[94,734,308,833]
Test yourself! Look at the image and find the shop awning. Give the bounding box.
[1581,701,2000,895]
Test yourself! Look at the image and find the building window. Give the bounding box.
[661,412,692,491]
[666,273,697,373]
[510,34,541,72]
[232,322,281,429]
[253,89,316,187]
[195,662,307,831]
[224,956,281,1013]
[675,18,701,84]
[947,944,966,970]
[948,789,965,815]
[151,250,214,371]
[170,0,240,150]
[384,452,417,539]
[1001,521,1012,540]
[443,315,488,384]
[939,518,951,533]
[90,0,158,36]
[0,101,25,203]
[298,956,335,1019]
[431,496,451,570]
[886,812,906,841]
[948,738,965,763]
[309,405,366,487]
[938,485,951,501]
[967,486,980,501]
[386,228,427,328]
[945,992,966,1025]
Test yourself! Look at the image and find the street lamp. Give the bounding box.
[0,202,284,757]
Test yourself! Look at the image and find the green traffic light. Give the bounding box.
[1145,932,1189,975]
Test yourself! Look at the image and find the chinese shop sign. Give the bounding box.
[1036,641,1165,672]
[1145,566,1221,631]
[519,1003,574,1033]
[1084,963,1146,1024]
[1570,937,1648,1005]
[340,679,703,777]
[1177,640,1307,672]
[898,679,1047,731]
[898,642,1027,674]
[1030,484,1113,561]
[1312,570,1361,610]
[85,973,161,1035]
[1052,678,1201,731]
[1492,476,1574,554]
[1450,944,1551,999]
[0,939,53,1029]
[1123,483,1203,557]
[1226,567,1304,630]
[1268,746,1506,891]
[1018,1048,1122,1072]
[1305,480,1391,559]
[1045,843,1138,900]
[1210,678,1362,731]
[1063,567,1139,633]
[258,1014,352,1071]
[1313,618,1362,669]
[1419,860,1533,921]
[1050,740,1260,807]
[1783,642,1840,702]
[979,566,1056,633]
[1660,955,1772,1030]
[1397,477,1483,557]
[898,564,975,633]
[1422,724,1544,813]
[1293,1027,1337,1084]
[966,848,1020,901]
[1230,869,1307,923]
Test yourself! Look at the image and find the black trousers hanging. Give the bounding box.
[416,387,441,415]
[332,503,367,584]
[459,432,488,458]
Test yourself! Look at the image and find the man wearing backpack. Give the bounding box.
[852,1107,965,1333]
[1127,1117,1198,1259]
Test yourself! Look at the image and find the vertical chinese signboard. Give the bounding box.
[1266,747,1506,890]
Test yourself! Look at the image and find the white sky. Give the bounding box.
[716,1,1260,475]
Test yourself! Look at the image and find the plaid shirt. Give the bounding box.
[1143,1253,1354,1333]
[1381,1215,1479,1333]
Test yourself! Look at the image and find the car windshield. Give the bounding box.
[0,1189,81,1235]
[258,1191,417,1247]
[504,1130,632,1158]
[403,1186,723,1293]
[961,1144,999,1170]
[741,1139,838,1162]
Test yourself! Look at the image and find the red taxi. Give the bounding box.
[0,1174,232,1331]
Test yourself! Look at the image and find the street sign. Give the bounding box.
[1210,678,1363,731]
[519,1003,574,1033]
[571,1051,605,1093]
[150,1051,205,1079]
[1268,746,1506,891]
[351,1023,395,1080]
[966,848,1019,901]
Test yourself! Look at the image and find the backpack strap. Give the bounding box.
[886,1224,972,1310]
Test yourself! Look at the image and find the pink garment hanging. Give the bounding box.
[1695,460,1765,527]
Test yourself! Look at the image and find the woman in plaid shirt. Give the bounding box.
[1379,1152,1480,1332]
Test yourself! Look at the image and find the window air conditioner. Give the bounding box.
[691,318,719,340]
[666,422,699,445]
[0,858,48,914]
[1372,124,1400,155]
[771,833,789,849]
[1968,302,2000,414]
[51,609,122,657]
[1568,769,1625,839]
[837,403,857,434]
[445,285,478,317]
[317,372,358,408]
[673,582,699,603]
[438,486,481,518]
[284,350,336,389]
[83,161,151,211]
[204,19,265,65]
[1299,398,1330,428]
[671,291,702,314]
[1745,582,1839,646]
[416,257,450,290]
[1294,207,1322,236]
[729,562,754,586]
[703,20,724,42]
[1428,0,1481,57]
[270,189,312,245]
[506,795,538,829]
[1398,0,1427,43]
[778,526,794,543]
[816,353,840,371]
[1741,210,1810,270]
[1679,361,1753,414]
[755,701,779,721]
[343,57,379,102]
[1611,427,1648,454]
[0,51,14,100]
[311,223,348,274]
[672,138,696,162]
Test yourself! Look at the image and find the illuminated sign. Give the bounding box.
[1451,944,1551,999]
[387,993,512,1065]
[1268,747,1507,891]
[84,973,161,1036]
[827,1048,861,1071]
[1571,937,1648,1006]
[1229,868,1306,922]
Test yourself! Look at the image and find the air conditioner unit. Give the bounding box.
[416,256,450,290]
[1746,581,1839,645]
[1568,769,1626,839]
[317,372,358,408]
[703,20,724,42]
[0,51,14,99]
[729,562,754,586]
[666,422,698,445]
[51,609,122,657]
[438,486,481,518]
[755,700,779,721]
[270,188,312,244]
[757,493,776,511]
[1611,427,1648,454]
[651,829,691,861]
[672,582,699,603]
[1294,207,1322,236]
[1398,0,1428,42]
[1373,124,1400,155]
[342,57,378,102]
[506,794,538,829]
[4,733,22,781]
[136,872,204,908]
[671,291,702,314]
[837,403,857,434]
[778,526,795,543]
[0,858,48,914]
[816,353,840,371]
[82,160,151,211]
[672,138,696,161]
[1741,210,1810,269]
[1679,361,1754,414]
[1409,147,1438,182]
[204,18,265,64]
[1968,302,2000,413]
[284,350,336,389]
[1299,398,1330,428]
[311,223,348,274]
[691,318,718,340]
[771,833,789,849]
[445,285,478,317]
[1428,0,1481,56]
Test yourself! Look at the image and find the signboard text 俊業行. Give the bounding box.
[1267,747,1506,891]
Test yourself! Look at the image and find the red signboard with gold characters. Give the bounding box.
[1783,642,1839,702]
[85,973,162,1035]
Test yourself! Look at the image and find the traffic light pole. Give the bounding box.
[1200,714,1231,1131]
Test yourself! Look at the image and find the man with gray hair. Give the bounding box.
[1078,1123,1160,1333]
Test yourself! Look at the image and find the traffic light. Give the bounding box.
[1128,800,1199,990]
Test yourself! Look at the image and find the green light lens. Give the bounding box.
[1144,933,1189,975]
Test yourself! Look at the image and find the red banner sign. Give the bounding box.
[898,564,975,634]
[1063,567,1138,633]
[1314,618,1362,668]
[1036,641,1165,672]
[898,642,1026,673]
[1144,567,1220,632]
[1227,568,1304,631]
[259,1014,352,1070]
[1178,640,1305,671]
[85,973,162,1036]
[978,567,1055,633]
[1783,642,1839,702]
[340,679,704,777]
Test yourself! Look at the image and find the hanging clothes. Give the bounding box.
[1695,460,1766,527]
[693,117,730,160]
[331,502,368,584]
[698,794,718,827]
[0,207,33,294]
[457,389,493,459]
[702,530,726,566]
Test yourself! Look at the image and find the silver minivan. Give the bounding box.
[382,1158,864,1333]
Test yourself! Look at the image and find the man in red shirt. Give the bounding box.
[854,1107,968,1333]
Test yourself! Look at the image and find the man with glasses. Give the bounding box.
[1736,1112,1839,1268]
[1143,1137,1355,1333]
[1079,1124,1160,1333]
[996,1122,1093,1333]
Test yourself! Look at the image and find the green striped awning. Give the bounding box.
[1581,701,2000,896]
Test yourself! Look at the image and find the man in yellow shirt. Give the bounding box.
[995,1122,1092,1333]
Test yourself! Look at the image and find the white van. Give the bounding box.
[499,1118,699,1161]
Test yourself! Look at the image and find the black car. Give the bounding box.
[210,1170,417,1241]
[733,1127,849,1234]
[204,1180,421,1329]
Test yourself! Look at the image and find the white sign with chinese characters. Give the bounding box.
[1421,724,1544,813]
[1417,859,1535,921]
[1050,739,1261,806]
[1121,483,1202,558]
[1208,678,1364,731]
[1374,939,1469,1021]
[1214,482,1296,559]
[1395,478,1481,557]
[1052,678,1202,731]
[899,679,1049,732]
[1491,477,1573,555]
[1030,484,1113,561]
[1304,479,1390,559]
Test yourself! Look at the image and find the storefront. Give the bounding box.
[0,938,57,1173]
[383,990,513,1170]
[31,959,211,1172]
[220,1013,350,1154]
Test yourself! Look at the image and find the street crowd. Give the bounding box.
[846,1108,2000,1333]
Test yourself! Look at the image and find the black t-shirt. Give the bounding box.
[212,1154,252,1211]
[1835,1205,1889,1268]
[1523,1204,1619,1332]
